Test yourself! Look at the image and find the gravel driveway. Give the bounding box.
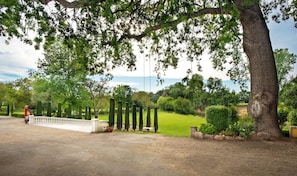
[1,116,297,176]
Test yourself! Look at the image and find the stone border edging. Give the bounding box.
[190,127,246,141]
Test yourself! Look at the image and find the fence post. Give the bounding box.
[57,103,62,117]
[132,104,137,131]
[139,106,143,131]
[88,107,91,120]
[117,101,123,130]
[36,101,42,116]
[47,102,51,117]
[146,107,151,127]
[154,108,158,133]
[85,107,88,119]
[109,99,115,127]
[125,102,129,131]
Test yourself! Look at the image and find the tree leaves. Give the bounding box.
[274,48,297,90]
[1,0,296,81]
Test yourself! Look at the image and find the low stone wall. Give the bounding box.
[190,127,246,141]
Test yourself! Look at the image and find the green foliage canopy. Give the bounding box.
[112,85,133,105]
[2,1,295,80]
[280,77,297,110]
[274,48,297,90]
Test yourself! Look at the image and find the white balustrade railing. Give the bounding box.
[31,116,91,125]
[29,116,109,133]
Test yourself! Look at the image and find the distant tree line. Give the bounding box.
[155,74,245,115]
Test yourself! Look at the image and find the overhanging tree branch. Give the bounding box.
[104,7,229,45]
[38,0,91,8]
[38,0,231,45]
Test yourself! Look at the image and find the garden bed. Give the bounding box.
[190,127,246,141]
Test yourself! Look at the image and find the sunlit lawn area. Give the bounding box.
[99,110,206,137]
[156,111,206,137]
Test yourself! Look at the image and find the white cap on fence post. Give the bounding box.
[29,115,35,124]
[91,119,98,133]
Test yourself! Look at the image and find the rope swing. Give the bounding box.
[143,56,152,92]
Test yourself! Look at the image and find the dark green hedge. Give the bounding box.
[12,114,24,118]
[205,105,230,132]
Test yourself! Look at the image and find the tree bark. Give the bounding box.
[234,0,282,139]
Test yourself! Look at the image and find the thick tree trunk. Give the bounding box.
[234,1,282,139]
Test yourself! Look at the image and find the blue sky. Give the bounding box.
[0,18,296,92]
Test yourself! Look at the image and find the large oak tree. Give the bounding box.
[1,0,296,139]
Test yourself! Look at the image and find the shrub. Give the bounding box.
[277,107,289,127]
[199,123,217,134]
[12,113,24,118]
[224,123,240,136]
[157,96,174,111]
[205,105,230,132]
[225,122,254,139]
[173,97,195,115]
[288,110,297,126]
[224,116,254,139]
[229,106,239,123]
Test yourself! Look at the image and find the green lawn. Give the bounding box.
[98,110,206,137]
[156,111,206,137]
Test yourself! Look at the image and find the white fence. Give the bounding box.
[29,116,109,133]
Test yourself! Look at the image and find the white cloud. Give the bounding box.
[108,81,139,87]
[111,49,230,80]
[0,37,43,81]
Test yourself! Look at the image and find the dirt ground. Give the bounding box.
[1,116,297,176]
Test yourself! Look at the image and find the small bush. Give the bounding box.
[229,106,239,123]
[224,121,254,139]
[224,123,240,136]
[12,113,24,118]
[157,96,174,111]
[288,110,297,126]
[205,105,230,132]
[238,123,254,139]
[199,123,217,134]
[222,116,254,138]
[173,97,195,115]
[277,107,289,127]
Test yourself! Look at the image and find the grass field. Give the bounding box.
[154,111,206,137]
[98,111,206,137]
